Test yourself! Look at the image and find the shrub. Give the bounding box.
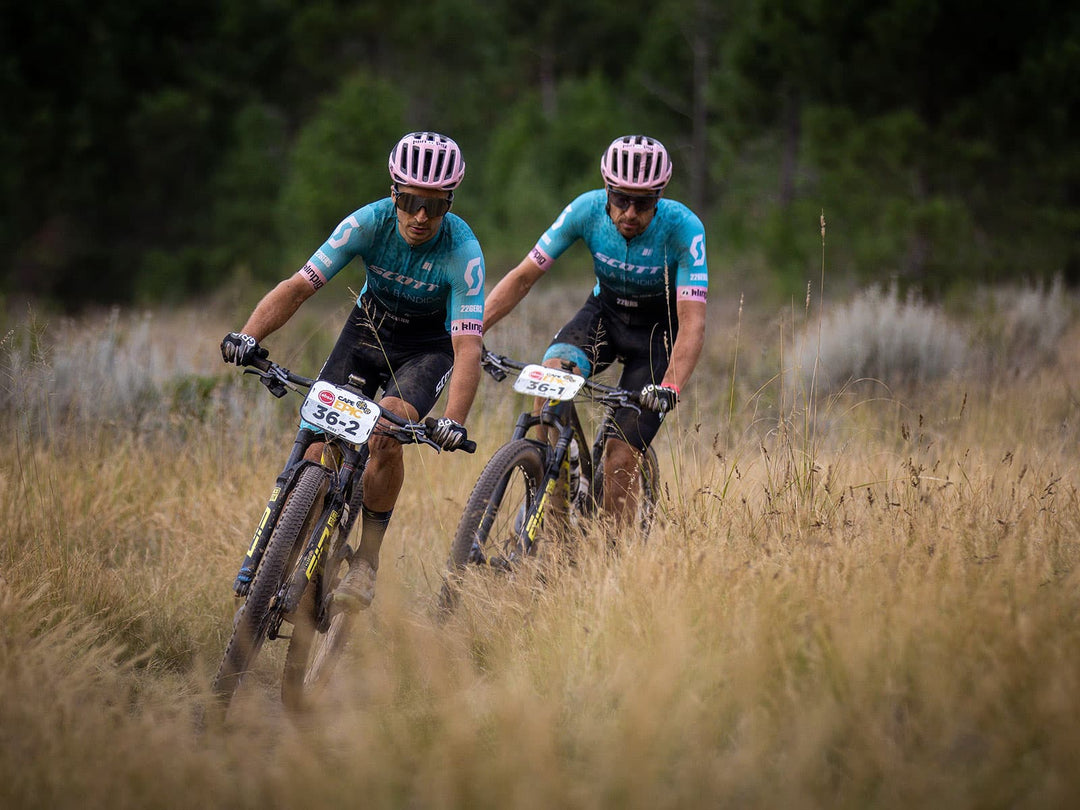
[793,282,968,394]
[968,276,1072,375]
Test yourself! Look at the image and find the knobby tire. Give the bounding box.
[211,463,327,707]
[439,439,546,609]
[281,476,365,711]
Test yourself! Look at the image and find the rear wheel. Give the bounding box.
[211,464,327,707]
[590,436,660,538]
[439,439,547,609]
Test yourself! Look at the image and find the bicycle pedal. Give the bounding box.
[487,555,513,571]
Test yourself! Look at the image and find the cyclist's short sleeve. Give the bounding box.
[669,208,708,304]
[446,240,485,338]
[528,191,594,270]
[298,204,381,290]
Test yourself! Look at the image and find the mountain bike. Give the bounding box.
[440,349,660,605]
[210,353,475,712]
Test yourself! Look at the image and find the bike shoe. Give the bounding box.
[333,558,376,612]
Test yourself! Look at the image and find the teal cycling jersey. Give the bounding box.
[528,189,708,311]
[298,198,485,338]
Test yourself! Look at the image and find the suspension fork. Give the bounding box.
[514,402,589,554]
[232,428,320,596]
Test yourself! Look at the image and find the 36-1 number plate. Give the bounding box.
[512,364,585,401]
[300,381,381,443]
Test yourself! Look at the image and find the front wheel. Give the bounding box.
[590,438,660,538]
[440,439,547,608]
[211,463,327,707]
[281,499,359,712]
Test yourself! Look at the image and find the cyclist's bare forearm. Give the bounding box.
[483,256,546,332]
[664,299,706,390]
[241,275,317,341]
[443,333,483,424]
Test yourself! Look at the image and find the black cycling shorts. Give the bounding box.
[314,301,453,419]
[546,294,677,451]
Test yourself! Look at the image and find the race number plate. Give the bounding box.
[300,381,381,443]
[512,364,585,401]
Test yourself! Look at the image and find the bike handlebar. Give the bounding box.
[481,348,646,410]
[238,355,475,453]
[247,353,315,388]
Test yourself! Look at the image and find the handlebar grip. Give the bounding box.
[247,352,272,372]
[423,417,476,453]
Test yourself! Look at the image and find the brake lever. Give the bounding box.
[481,348,511,382]
[485,364,508,382]
[594,392,643,415]
[243,366,290,398]
[260,375,289,398]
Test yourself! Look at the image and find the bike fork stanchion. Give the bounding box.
[231,429,320,595]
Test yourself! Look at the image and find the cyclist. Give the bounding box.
[221,131,485,611]
[483,134,707,528]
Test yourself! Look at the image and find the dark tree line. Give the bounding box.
[3,0,1077,308]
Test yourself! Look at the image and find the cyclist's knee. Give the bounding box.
[377,395,419,422]
[542,343,591,377]
[605,437,641,470]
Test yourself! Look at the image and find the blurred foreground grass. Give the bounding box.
[2,283,1080,809]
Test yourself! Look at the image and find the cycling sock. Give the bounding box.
[357,506,393,569]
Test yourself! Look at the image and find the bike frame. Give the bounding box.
[474,348,646,560]
[232,424,365,639]
[228,363,452,631]
[500,398,595,557]
[214,354,476,708]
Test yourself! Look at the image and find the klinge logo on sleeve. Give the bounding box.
[300,262,325,290]
[452,320,484,336]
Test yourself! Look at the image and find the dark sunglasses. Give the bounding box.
[607,188,660,212]
[393,190,452,217]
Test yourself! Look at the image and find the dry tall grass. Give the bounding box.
[2,284,1080,809]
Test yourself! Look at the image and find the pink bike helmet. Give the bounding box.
[600,134,673,193]
[389,131,466,191]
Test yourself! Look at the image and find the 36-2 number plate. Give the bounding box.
[300,381,381,443]
[512,364,585,401]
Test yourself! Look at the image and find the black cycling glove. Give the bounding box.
[220,332,266,366]
[640,383,679,414]
[431,417,468,450]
